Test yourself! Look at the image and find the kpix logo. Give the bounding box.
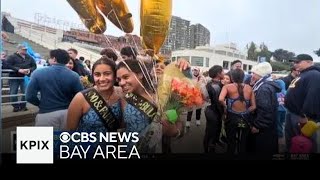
[20,140,49,150]
[16,127,53,164]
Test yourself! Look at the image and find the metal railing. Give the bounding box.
[1,68,27,106]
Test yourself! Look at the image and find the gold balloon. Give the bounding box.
[140,0,172,56]
[67,0,106,34]
[96,0,134,33]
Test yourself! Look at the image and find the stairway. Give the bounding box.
[16,27,101,62]
[3,32,50,59]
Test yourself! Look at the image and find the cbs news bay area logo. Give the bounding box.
[16,127,140,164]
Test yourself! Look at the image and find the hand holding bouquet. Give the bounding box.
[157,64,204,124]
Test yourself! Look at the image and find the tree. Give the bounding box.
[270,61,290,71]
[257,43,272,62]
[314,48,320,56]
[247,42,257,61]
[272,49,295,63]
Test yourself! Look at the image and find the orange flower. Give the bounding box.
[169,77,204,109]
[194,97,204,106]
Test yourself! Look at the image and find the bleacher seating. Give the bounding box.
[3,32,50,59]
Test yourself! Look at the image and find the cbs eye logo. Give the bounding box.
[59,132,96,143]
[59,132,71,143]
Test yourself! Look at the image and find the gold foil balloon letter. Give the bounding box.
[96,0,134,33]
[140,0,172,56]
[67,0,133,34]
[67,0,106,34]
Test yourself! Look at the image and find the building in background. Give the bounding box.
[171,43,257,72]
[189,24,210,49]
[161,16,210,54]
[161,16,190,54]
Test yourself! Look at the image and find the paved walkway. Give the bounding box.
[171,111,206,153]
[1,103,37,153]
[1,103,38,119]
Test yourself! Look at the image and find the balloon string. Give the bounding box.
[106,4,160,108]
[105,3,138,54]
[107,7,157,94]
[107,8,139,58]
[102,35,122,58]
[121,60,156,105]
[102,32,158,107]
[138,59,158,108]
[94,5,106,34]
[137,58,157,93]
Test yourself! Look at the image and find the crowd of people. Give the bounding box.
[200,57,320,158]
[2,43,320,158]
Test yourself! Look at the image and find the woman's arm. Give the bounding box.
[66,92,85,131]
[162,114,183,138]
[219,85,228,108]
[174,118,184,138]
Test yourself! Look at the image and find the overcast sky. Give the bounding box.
[2,0,320,61]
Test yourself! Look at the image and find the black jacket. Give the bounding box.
[285,66,320,121]
[206,80,224,116]
[280,73,295,90]
[6,52,37,77]
[253,81,281,130]
[1,60,9,69]
[74,59,90,77]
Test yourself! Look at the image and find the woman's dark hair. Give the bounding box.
[92,56,117,80]
[120,46,137,59]
[208,65,223,79]
[230,69,245,102]
[225,72,232,83]
[117,59,154,92]
[100,48,118,61]
[69,58,76,71]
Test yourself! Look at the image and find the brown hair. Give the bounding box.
[92,56,117,80]
[117,59,154,93]
[100,48,118,61]
[230,69,245,102]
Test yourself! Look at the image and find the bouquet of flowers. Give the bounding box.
[157,64,204,124]
[80,75,93,89]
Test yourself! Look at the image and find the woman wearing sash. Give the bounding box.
[67,56,122,133]
[117,59,161,153]
[117,59,185,153]
[219,69,256,155]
